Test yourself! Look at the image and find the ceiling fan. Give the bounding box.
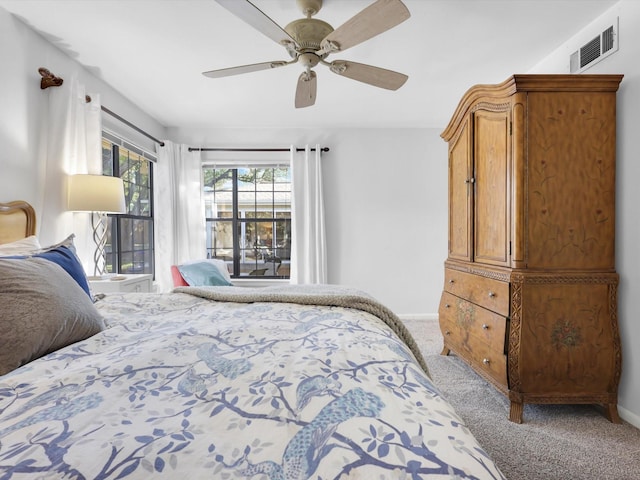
[203,0,411,108]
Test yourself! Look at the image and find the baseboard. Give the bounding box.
[619,405,640,429]
[397,313,438,321]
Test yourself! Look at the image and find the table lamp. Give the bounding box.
[67,174,126,276]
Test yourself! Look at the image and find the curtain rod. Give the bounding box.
[189,147,330,153]
[38,67,165,147]
[100,105,165,147]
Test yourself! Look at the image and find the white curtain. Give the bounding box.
[290,144,327,284]
[154,141,205,292]
[39,74,101,272]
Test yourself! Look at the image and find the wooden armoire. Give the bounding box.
[438,74,623,423]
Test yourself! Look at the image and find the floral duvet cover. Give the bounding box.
[0,286,504,479]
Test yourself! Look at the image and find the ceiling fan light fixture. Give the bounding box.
[298,52,321,69]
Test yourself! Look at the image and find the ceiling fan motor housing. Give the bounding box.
[285,18,333,53]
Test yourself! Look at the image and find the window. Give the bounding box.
[102,133,155,275]
[203,166,291,278]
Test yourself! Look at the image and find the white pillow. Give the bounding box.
[0,235,42,256]
[182,258,231,282]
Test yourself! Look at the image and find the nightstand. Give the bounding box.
[88,274,153,294]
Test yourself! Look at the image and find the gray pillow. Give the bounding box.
[0,257,106,376]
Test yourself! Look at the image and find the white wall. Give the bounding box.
[168,126,448,316]
[529,0,640,427]
[0,6,165,223]
[1,2,449,317]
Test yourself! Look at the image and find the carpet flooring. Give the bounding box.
[401,318,640,480]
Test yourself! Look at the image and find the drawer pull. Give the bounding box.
[482,324,489,330]
[445,330,451,336]
[488,291,496,298]
[444,303,450,308]
[483,358,490,365]
[448,279,455,284]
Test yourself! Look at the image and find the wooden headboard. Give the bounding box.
[0,201,37,244]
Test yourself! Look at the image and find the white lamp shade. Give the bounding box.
[67,174,126,213]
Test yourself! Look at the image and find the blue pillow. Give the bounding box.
[6,245,92,298]
[34,246,92,297]
[178,261,233,287]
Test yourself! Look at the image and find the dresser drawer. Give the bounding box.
[439,300,507,386]
[443,268,509,316]
[440,323,507,386]
[459,334,507,386]
[439,292,507,349]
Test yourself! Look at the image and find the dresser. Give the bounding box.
[88,274,153,294]
[438,74,623,423]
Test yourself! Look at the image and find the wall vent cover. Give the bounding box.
[569,16,619,73]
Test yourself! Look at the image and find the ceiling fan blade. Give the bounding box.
[215,0,297,49]
[329,60,408,90]
[295,71,317,108]
[203,60,290,78]
[318,0,410,55]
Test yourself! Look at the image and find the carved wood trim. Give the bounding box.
[509,402,523,423]
[443,261,511,283]
[508,280,523,392]
[609,282,623,391]
[441,74,623,141]
[511,274,618,285]
[467,267,510,282]
[471,101,511,114]
[445,114,469,155]
[518,393,617,404]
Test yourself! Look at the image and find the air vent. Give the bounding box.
[602,25,615,53]
[580,36,601,68]
[569,16,619,73]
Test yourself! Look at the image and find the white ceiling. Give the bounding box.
[1,0,618,130]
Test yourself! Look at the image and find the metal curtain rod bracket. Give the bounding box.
[188,147,330,153]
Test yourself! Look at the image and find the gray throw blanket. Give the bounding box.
[174,284,430,377]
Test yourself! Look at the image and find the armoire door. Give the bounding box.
[473,109,511,267]
[447,116,473,262]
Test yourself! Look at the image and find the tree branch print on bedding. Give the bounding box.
[0,290,505,479]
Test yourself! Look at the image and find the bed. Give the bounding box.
[0,200,505,479]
